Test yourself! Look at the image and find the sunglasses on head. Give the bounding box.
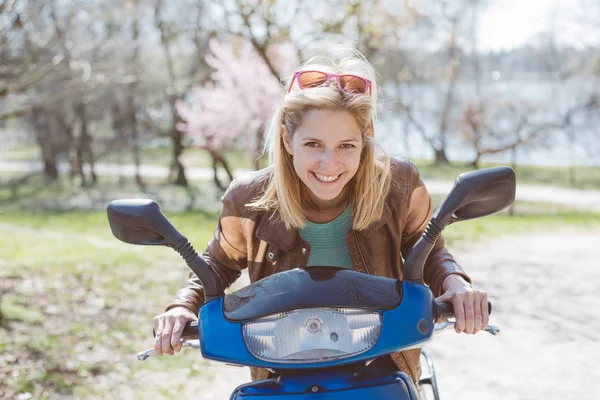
[287,70,372,95]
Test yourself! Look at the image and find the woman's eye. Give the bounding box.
[340,143,355,149]
[305,142,319,147]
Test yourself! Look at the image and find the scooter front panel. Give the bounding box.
[230,370,419,400]
[199,282,435,369]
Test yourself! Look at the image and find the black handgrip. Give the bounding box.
[436,301,492,320]
[181,321,199,339]
[152,321,199,340]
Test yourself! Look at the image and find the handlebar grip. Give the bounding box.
[436,301,492,320]
[181,321,199,339]
[152,321,199,340]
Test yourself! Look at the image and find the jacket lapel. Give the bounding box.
[255,209,300,251]
[359,200,392,237]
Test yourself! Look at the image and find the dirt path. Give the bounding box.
[194,227,600,400]
[424,227,600,400]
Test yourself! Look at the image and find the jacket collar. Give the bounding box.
[255,210,299,251]
[255,200,392,251]
[361,200,392,237]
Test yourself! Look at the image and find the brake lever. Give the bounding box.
[136,339,201,361]
[434,321,500,336]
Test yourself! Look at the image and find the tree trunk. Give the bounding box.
[468,154,481,169]
[155,2,188,187]
[170,128,188,187]
[209,150,233,190]
[126,91,144,189]
[434,148,449,166]
[219,154,234,182]
[43,160,59,180]
[567,128,576,187]
[76,102,97,185]
[128,0,144,190]
[435,17,462,167]
[168,95,188,187]
[75,139,86,186]
[32,107,59,181]
[508,147,518,216]
[73,102,87,185]
[211,152,225,191]
[56,112,77,184]
[252,126,265,170]
[111,103,125,186]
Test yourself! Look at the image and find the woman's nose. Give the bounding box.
[319,148,339,168]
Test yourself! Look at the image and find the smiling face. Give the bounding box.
[283,108,363,210]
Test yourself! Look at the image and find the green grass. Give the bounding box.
[0,210,219,276]
[413,158,600,190]
[0,293,44,324]
[0,209,223,398]
[0,208,219,242]
[441,210,600,245]
[0,145,40,160]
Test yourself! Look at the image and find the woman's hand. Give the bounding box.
[436,275,489,334]
[152,306,197,356]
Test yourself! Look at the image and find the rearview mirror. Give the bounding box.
[107,199,224,301]
[107,199,177,246]
[435,167,516,225]
[403,166,516,284]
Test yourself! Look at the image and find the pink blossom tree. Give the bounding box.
[176,38,295,189]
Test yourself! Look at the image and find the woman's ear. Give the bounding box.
[281,125,293,156]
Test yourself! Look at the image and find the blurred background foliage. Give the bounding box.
[1,0,600,398]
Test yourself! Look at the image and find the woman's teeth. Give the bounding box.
[314,172,340,183]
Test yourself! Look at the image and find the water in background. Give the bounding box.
[376,79,600,166]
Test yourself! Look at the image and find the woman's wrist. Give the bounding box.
[442,274,472,292]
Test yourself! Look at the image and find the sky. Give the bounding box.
[477,0,597,51]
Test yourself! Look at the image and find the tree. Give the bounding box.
[393,0,492,165]
[459,100,561,168]
[175,39,285,189]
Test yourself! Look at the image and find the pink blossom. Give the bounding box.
[176,39,290,154]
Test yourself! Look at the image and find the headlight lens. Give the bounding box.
[242,308,381,363]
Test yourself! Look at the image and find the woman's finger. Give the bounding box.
[162,317,175,355]
[453,296,466,333]
[473,294,483,334]
[464,292,475,334]
[154,317,165,356]
[171,320,184,353]
[481,293,490,329]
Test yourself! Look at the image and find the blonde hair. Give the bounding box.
[249,50,391,231]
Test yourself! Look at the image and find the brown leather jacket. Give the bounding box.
[166,158,471,383]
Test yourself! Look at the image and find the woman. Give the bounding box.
[153,52,489,383]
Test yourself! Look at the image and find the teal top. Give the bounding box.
[298,206,354,269]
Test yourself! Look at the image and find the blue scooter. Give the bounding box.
[107,166,516,399]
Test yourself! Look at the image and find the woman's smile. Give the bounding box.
[312,172,342,184]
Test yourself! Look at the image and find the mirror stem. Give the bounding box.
[173,236,224,301]
[402,217,446,284]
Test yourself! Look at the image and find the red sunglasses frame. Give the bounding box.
[287,70,372,95]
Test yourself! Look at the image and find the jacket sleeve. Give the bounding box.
[165,182,248,315]
[400,162,471,297]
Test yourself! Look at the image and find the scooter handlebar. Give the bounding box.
[153,321,199,340]
[436,301,492,320]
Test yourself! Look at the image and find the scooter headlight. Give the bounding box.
[242,308,381,363]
